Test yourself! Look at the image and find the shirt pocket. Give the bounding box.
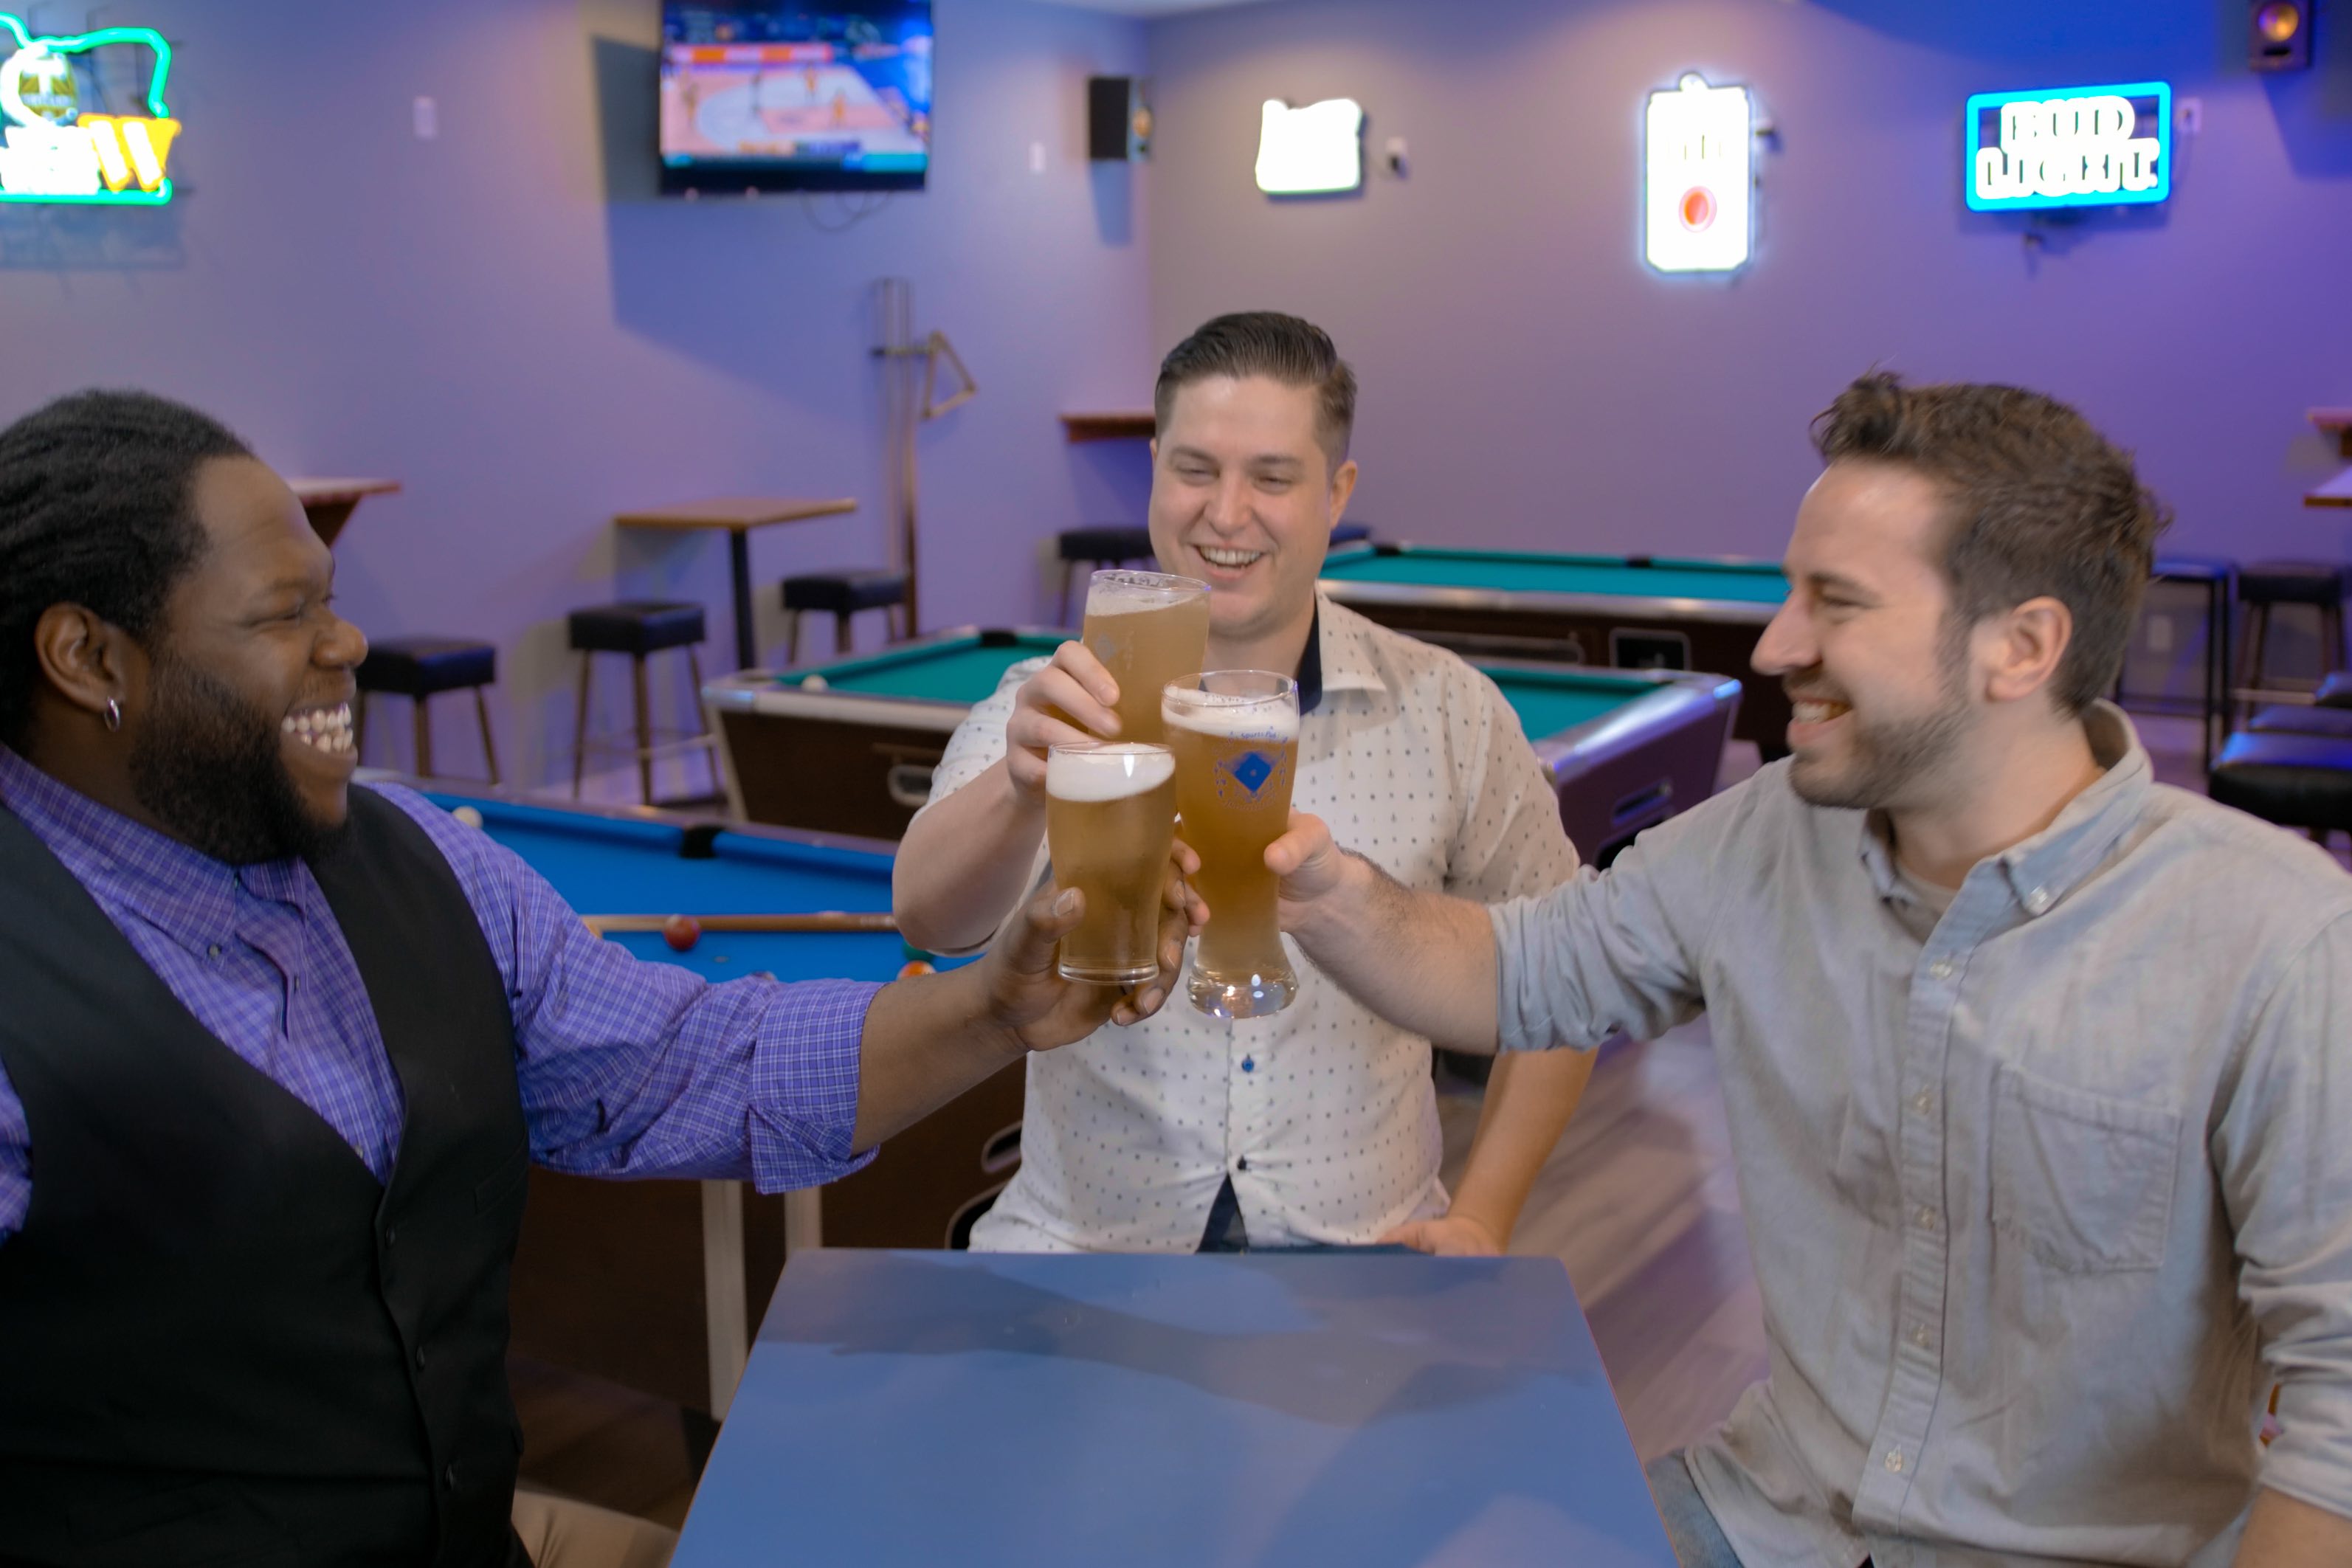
[1990,1064,2179,1274]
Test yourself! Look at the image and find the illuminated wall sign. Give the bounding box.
[1965,82,2170,211]
[1255,98,1362,195]
[0,14,178,204]
[1644,74,1752,273]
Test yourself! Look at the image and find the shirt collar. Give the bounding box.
[1855,701,2151,917]
[1307,593,1391,709]
[0,745,311,947]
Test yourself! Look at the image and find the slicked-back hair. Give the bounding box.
[1153,311,1357,469]
[1812,373,2169,716]
[0,390,252,747]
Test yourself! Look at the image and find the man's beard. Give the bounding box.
[1784,626,1973,812]
[128,655,345,866]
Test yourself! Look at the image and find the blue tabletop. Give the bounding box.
[673,1251,1675,1567]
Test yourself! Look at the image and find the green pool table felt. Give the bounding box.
[1322,547,1787,606]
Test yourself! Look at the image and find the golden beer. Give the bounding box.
[1080,570,1210,745]
[1044,742,1179,984]
[1162,671,1300,1019]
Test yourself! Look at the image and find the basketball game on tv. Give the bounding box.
[660,1,932,193]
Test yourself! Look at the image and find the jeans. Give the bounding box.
[1195,1177,1417,1254]
[1645,1451,1743,1568]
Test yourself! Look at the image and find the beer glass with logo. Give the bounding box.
[1162,671,1300,1018]
[1044,742,1179,984]
[1080,570,1210,745]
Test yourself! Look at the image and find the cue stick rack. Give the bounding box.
[874,277,979,635]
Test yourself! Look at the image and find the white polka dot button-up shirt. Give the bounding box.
[917,595,1579,1252]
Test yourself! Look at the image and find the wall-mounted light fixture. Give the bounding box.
[1255,97,1362,195]
[1965,83,2171,211]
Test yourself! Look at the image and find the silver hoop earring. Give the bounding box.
[103,698,123,733]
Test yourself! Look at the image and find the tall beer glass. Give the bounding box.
[1162,671,1300,1019]
[1044,742,1179,984]
[1081,570,1210,745]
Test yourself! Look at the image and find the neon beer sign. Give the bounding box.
[1965,83,2170,212]
[0,14,178,204]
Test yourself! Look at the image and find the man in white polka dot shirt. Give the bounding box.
[894,312,1591,1253]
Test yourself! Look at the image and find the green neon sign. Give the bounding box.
[0,14,177,204]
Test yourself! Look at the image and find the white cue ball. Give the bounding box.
[800,673,829,691]
[451,805,485,829]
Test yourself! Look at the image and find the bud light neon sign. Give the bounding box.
[1965,82,2170,212]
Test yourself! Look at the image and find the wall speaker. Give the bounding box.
[1088,75,1151,161]
[2250,1,2312,72]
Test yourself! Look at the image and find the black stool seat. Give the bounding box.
[2209,730,2352,834]
[2317,671,2352,709]
[2240,561,2348,606]
[568,601,706,656]
[356,637,495,697]
[1331,522,1373,546]
[2250,705,2352,738]
[1058,525,1155,562]
[782,569,909,615]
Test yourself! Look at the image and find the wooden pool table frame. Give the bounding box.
[1318,543,1792,757]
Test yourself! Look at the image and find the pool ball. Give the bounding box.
[663,916,701,952]
[451,805,484,830]
[896,959,935,978]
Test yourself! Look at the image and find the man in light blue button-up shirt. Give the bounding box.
[1267,376,2352,1568]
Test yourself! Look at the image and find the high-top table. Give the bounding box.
[289,477,401,548]
[614,496,859,669]
[671,1250,1675,1567]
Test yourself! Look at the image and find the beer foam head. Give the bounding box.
[1047,743,1176,801]
[1087,570,1208,615]
[1162,688,1300,743]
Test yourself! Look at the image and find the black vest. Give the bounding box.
[0,789,531,1568]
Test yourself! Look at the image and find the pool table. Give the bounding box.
[1317,542,1792,755]
[707,629,1741,865]
[402,784,1022,1421]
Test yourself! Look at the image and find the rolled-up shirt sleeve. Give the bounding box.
[1488,781,1736,1054]
[379,787,882,1192]
[2213,911,2352,1518]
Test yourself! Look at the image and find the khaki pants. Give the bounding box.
[512,1485,678,1568]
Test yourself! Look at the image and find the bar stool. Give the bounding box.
[566,601,716,804]
[2209,726,2352,848]
[355,637,500,783]
[2236,561,2348,712]
[779,569,909,663]
[1055,526,1156,623]
[1331,521,1373,547]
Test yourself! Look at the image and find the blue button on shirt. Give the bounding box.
[0,747,882,1245]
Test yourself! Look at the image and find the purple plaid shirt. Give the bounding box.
[0,747,880,1246]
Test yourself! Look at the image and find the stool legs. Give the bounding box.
[572,654,594,798]
[784,610,801,667]
[414,700,434,779]
[474,688,501,787]
[632,652,655,806]
[835,612,854,656]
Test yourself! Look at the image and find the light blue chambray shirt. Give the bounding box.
[1491,704,2352,1567]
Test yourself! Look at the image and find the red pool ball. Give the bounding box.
[663,916,701,952]
[896,959,935,978]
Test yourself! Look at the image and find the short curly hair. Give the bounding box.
[1812,373,2170,715]
[0,389,252,748]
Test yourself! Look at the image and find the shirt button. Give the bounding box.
[1910,1324,1934,1350]
[444,1462,461,1491]
[1911,1090,1934,1115]
[1241,1057,1255,1074]
[415,1344,429,1370]
[1928,960,1953,981]
[1235,1156,1250,1172]
[1885,1448,1906,1474]
[207,944,222,959]
[1914,1206,1937,1232]
[2025,885,2052,913]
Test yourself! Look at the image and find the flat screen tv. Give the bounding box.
[660,2,931,194]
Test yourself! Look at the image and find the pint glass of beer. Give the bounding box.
[1044,742,1179,984]
[1081,570,1210,745]
[1162,671,1300,1019]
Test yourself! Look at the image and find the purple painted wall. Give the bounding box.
[1143,0,2352,575]
[0,0,1152,790]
